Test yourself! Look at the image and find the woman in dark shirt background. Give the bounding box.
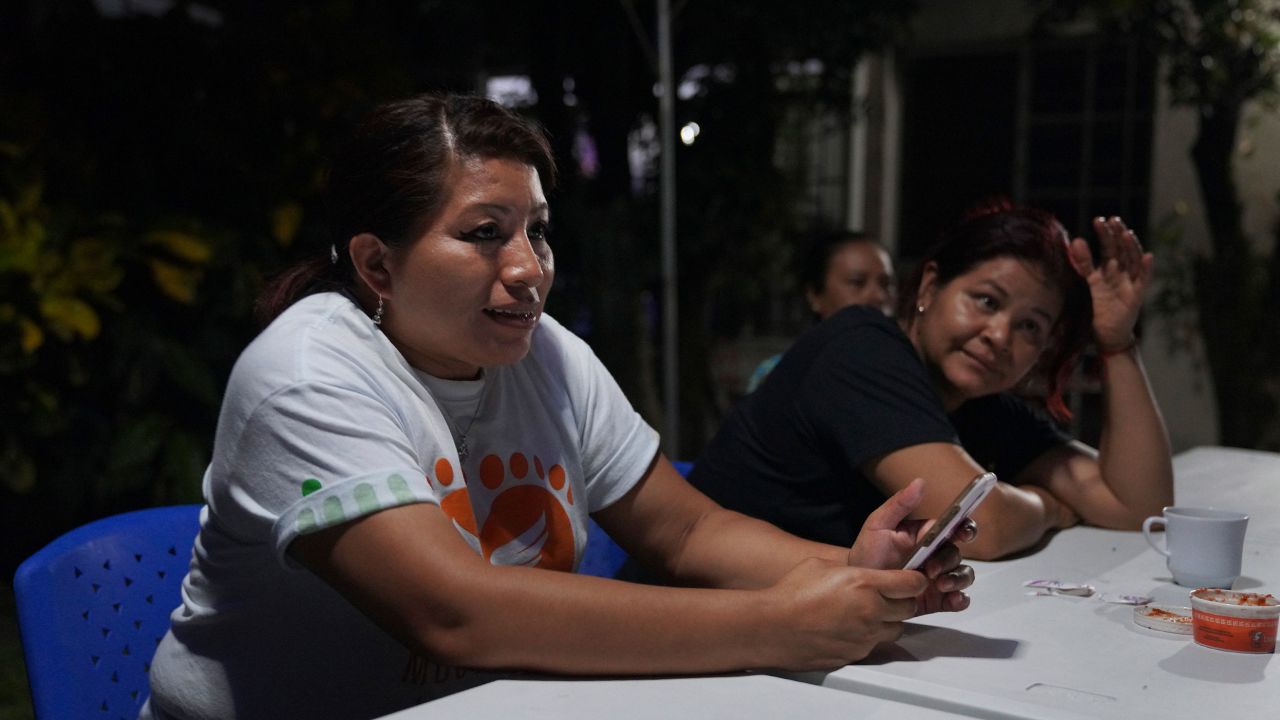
[745,231,896,393]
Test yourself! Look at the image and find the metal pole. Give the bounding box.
[657,0,679,458]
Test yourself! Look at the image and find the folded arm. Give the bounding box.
[865,442,1076,560]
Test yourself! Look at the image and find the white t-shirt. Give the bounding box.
[143,292,658,720]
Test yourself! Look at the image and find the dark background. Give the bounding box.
[4,2,1279,716]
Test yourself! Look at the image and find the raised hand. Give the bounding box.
[1067,216,1154,353]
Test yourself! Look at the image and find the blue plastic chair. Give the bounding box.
[578,517,630,578]
[13,504,202,720]
[579,460,693,578]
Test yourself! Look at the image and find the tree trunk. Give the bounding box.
[1189,101,1278,448]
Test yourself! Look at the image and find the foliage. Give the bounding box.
[0,149,215,501]
[0,582,32,720]
[0,0,448,566]
[1040,0,1280,99]
[1146,205,1202,356]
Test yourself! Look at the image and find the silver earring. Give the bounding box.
[917,304,926,314]
[372,296,385,326]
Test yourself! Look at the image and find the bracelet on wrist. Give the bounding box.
[1097,335,1137,360]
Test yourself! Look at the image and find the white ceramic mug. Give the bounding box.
[1142,507,1249,588]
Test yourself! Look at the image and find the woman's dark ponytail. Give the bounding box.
[254,255,345,328]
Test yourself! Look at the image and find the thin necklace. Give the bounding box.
[439,377,488,461]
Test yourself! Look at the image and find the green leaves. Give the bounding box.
[0,2,403,520]
[0,152,223,508]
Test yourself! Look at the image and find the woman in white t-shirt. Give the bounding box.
[143,93,976,720]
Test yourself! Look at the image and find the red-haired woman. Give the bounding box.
[691,201,1173,560]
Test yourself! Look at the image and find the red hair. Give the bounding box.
[900,198,1092,422]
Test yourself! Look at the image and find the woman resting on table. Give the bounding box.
[745,230,895,393]
[141,93,976,720]
[689,201,1174,558]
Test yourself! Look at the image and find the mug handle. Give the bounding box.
[1142,516,1169,557]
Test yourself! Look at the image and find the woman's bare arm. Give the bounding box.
[595,455,846,588]
[1033,216,1173,528]
[1016,348,1173,529]
[866,442,1076,560]
[598,455,973,602]
[289,458,934,676]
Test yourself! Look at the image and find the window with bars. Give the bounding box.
[1017,36,1157,244]
[897,35,1157,442]
[899,36,1155,255]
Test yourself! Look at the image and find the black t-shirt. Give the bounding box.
[689,305,1069,547]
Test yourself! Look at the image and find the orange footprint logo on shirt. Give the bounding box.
[431,451,576,571]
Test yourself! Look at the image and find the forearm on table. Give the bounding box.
[963,483,1064,560]
[1093,347,1174,525]
[294,504,784,676]
[395,562,775,675]
[598,456,845,590]
[658,506,846,589]
[866,443,1060,561]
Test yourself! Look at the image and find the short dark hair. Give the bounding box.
[799,230,882,294]
[256,93,556,325]
[900,198,1092,422]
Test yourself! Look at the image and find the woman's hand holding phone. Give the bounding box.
[846,477,979,615]
[903,472,996,570]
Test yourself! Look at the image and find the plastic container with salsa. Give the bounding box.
[1189,588,1278,653]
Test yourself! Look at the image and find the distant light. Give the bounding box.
[94,0,172,16]
[677,64,710,100]
[628,116,659,194]
[187,3,222,26]
[679,122,701,146]
[573,128,599,178]
[486,75,538,108]
[93,0,222,25]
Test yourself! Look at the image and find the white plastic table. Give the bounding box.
[375,674,970,719]
[783,446,1280,720]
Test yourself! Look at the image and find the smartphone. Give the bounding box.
[902,471,997,571]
